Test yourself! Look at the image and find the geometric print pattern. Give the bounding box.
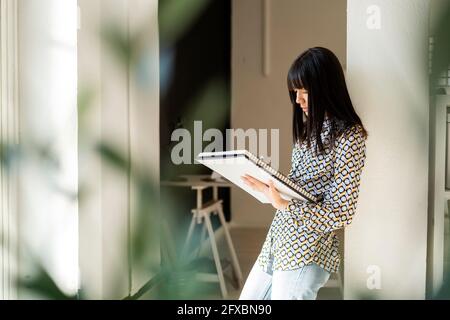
[257,118,367,274]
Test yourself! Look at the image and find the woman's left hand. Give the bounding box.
[241,174,289,210]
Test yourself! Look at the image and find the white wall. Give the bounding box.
[231,0,348,286]
[231,0,347,227]
[17,0,79,297]
[346,0,430,299]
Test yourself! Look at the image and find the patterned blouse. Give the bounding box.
[256,118,367,274]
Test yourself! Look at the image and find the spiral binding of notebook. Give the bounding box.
[245,152,317,203]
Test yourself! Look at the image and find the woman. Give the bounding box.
[239,47,368,300]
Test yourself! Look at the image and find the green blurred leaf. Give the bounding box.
[101,23,137,68]
[17,265,77,300]
[159,0,211,47]
[96,142,130,171]
[77,87,96,123]
[0,142,20,171]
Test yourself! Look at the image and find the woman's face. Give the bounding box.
[294,88,309,115]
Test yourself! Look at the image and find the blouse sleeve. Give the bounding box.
[284,125,367,234]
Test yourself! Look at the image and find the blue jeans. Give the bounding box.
[239,257,331,300]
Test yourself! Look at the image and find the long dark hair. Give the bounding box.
[287,47,368,155]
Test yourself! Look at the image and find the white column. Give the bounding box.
[128,0,160,295]
[17,0,79,297]
[77,0,103,299]
[346,0,430,299]
[78,0,160,299]
[0,0,20,300]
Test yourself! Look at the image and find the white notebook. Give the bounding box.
[196,150,317,204]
